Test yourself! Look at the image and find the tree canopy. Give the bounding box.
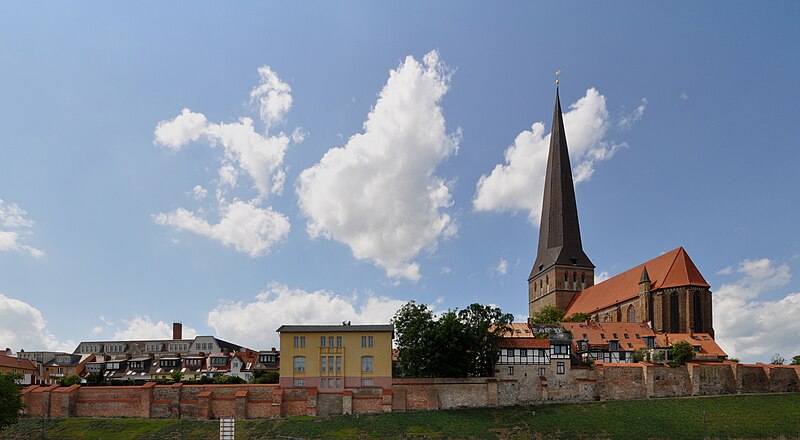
[392,301,513,378]
[791,355,800,366]
[529,305,565,324]
[669,341,695,365]
[0,372,23,429]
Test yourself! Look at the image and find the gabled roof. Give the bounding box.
[566,247,710,315]
[561,322,656,351]
[0,354,36,371]
[656,333,727,358]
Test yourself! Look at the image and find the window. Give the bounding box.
[693,291,703,331]
[293,378,305,387]
[329,336,334,347]
[624,333,629,339]
[362,336,367,347]
[361,378,374,387]
[520,349,527,357]
[627,305,636,322]
[612,333,618,339]
[557,362,565,374]
[627,343,633,348]
[635,334,640,339]
[336,378,342,388]
[293,336,299,348]
[507,366,514,375]
[609,341,620,351]
[600,333,606,339]
[361,356,374,372]
[293,356,306,372]
[320,356,327,373]
[619,351,627,361]
[368,336,373,347]
[538,367,546,376]
[320,336,326,347]
[336,336,342,347]
[553,345,569,354]
[336,356,342,373]
[300,336,306,348]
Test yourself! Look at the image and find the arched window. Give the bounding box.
[573,272,577,289]
[670,293,680,332]
[627,305,636,322]
[545,275,549,290]
[581,273,586,289]
[693,291,702,331]
[603,313,610,322]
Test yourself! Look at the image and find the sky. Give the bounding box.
[1,2,799,364]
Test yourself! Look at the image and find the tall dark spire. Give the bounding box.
[530,88,594,278]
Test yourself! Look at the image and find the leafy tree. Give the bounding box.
[770,353,785,365]
[213,375,245,384]
[85,372,106,386]
[57,374,82,387]
[727,358,740,363]
[632,348,651,363]
[669,341,695,365]
[0,372,24,429]
[563,312,592,323]
[427,311,473,377]
[458,303,513,377]
[392,301,436,377]
[170,369,184,383]
[791,355,800,366]
[530,305,565,324]
[251,370,279,384]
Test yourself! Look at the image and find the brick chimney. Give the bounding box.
[173,322,182,340]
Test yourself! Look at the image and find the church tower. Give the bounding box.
[529,87,595,319]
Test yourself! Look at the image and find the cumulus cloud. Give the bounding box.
[714,258,799,363]
[0,199,45,258]
[595,271,610,284]
[111,316,198,341]
[207,282,406,350]
[495,258,509,276]
[618,98,647,130]
[153,200,290,257]
[153,65,298,256]
[473,88,626,223]
[0,293,73,352]
[297,50,460,281]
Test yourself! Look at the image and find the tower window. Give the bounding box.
[570,257,578,265]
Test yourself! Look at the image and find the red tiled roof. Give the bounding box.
[499,323,536,338]
[0,354,36,371]
[566,247,710,315]
[656,333,727,358]
[497,338,550,349]
[561,322,656,351]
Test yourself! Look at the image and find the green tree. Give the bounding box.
[57,374,82,387]
[791,355,800,366]
[170,369,184,383]
[669,341,695,365]
[392,301,436,377]
[770,353,785,365]
[632,348,651,363]
[427,311,472,377]
[213,375,245,384]
[563,312,592,322]
[251,371,279,384]
[85,372,106,386]
[458,303,513,377]
[0,372,24,429]
[530,305,565,324]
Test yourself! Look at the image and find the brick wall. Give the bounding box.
[19,364,800,420]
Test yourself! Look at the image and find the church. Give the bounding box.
[528,87,714,338]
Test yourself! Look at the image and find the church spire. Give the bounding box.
[530,87,594,278]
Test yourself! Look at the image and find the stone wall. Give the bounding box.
[20,363,800,420]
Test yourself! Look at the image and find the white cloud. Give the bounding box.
[153,66,298,256]
[474,88,624,223]
[716,266,734,275]
[440,266,452,275]
[207,282,405,350]
[618,98,647,130]
[595,271,610,284]
[680,91,689,100]
[0,293,73,352]
[714,258,799,363]
[297,50,460,281]
[0,199,44,258]
[192,185,208,200]
[495,258,509,276]
[154,200,290,257]
[111,316,197,341]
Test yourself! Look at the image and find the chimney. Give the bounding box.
[173,322,182,340]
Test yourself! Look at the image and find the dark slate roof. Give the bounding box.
[530,88,594,279]
[276,324,394,333]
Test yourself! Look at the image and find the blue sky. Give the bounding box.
[1,2,798,363]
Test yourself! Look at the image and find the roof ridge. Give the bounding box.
[658,248,682,289]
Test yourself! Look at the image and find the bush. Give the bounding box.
[57,374,82,387]
[0,372,23,429]
[213,375,246,384]
[85,372,106,386]
[669,341,695,365]
[251,371,279,384]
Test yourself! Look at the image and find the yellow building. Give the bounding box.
[277,324,393,390]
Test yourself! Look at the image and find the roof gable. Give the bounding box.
[566,247,710,315]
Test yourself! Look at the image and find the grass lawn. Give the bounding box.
[2,393,799,439]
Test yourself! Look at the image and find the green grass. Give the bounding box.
[3,393,800,439]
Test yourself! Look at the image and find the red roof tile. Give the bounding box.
[497,338,551,349]
[566,247,709,315]
[561,322,656,351]
[0,354,36,371]
[656,333,727,358]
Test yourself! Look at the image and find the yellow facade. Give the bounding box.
[277,325,393,389]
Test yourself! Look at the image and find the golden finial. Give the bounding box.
[555,70,561,86]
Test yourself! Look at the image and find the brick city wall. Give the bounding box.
[20,363,800,419]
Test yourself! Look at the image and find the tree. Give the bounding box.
[458,303,513,377]
[392,301,436,377]
[170,369,184,383]
[563,312,592,323]
[251,371,279,384]
[85,372,106,386]
[213,375,245,384]
[770,353,785,365]
[0,372,24,429]
[791,355,800,366]
[530,305,565,324]
[632,348,651,363]
[57,374,82,387]
[669,341,695,365]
